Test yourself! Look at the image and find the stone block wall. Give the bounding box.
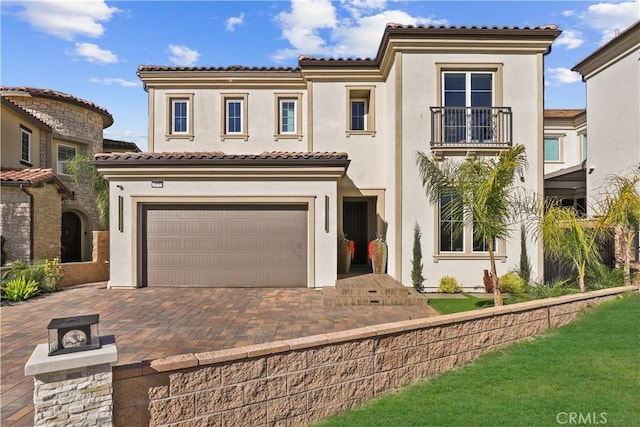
[113,287,635,427]
[0,186,32,262]
[30,184,63,260]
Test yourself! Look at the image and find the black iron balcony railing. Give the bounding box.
[430,107,512,148]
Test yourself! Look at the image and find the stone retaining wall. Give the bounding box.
[112,287,637,426]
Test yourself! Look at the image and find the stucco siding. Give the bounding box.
[107,179,338,289]
[586,50,640,214]
[0,105,43,168]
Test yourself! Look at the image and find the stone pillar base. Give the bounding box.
[25,336,118,426]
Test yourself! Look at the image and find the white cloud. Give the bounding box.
[554,29,584,50]
[89,77,139,88]
[69,42,118,64]
[547,67,582,85]
[272,0,447,62]
[15,0,119,40]
[226,12,244,31]
[580,0,639,44]
[168,44,200,66]
[562,10,575,17]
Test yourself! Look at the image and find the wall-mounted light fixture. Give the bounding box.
[116,185,124,190]
[588,165,596,175]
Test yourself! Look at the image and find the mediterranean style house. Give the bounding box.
[95,24,561,290]
[543,108,587,213]
[0,87,139,264]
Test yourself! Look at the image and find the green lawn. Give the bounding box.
[427,293,496,314]
[314,293,640,427]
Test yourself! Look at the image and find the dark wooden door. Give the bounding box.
[61,212,81,262]
[343,201,368,265]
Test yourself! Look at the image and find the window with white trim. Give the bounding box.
[544,137,561,162]
[280,99,296,134]
[21,126,31,164]
[581,134,587,161]
[274,93,302,140]
[57,144,77,175]
[226,99,242,134]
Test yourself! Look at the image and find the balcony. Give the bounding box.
[430,107,512,156]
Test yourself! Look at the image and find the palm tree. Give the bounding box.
[66,153,109,230]
[595,171,640,284]
[540,201,600,292]
[416,144,528,306]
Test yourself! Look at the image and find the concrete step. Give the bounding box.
[323,273,428,306]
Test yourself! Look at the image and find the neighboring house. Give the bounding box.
[572,20,640,266]
[103,138,142,153]
[543,108,587,213]
[96,24,560,290]
[0,87,113,263]
[571,20,640,215]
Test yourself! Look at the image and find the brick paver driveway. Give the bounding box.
[1,281,437,425]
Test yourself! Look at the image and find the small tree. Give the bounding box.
[416,144,528,306]
[540,201,600,292]
[595,171,640,284]
[519,224,531,283]
[411,222,425,291]
[67,153,109,230]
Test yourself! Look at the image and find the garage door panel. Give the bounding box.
[145,205,307,287]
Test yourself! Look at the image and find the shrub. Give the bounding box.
[439,276,462,293]
[519,224,531,283]
[2,260,45,285]
[2,276,40,301]
[411,223,425,292]
[499,272,526,296]
[42,258,64,292]
[585,262,624,290]
[522,279,579,301]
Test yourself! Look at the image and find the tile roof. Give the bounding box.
[0,86,113,127]
[138,65,300,72]
[544,109,586,118]
[1,97,52,130]
[95,151,349,162]
[102,138,142,152]
[0,168,72,196]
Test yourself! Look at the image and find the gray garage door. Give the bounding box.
[143,205,308,287]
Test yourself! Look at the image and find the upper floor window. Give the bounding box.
[57,144,77,176]
[172,100,188,133]
[544,137,561,162]
[165,93,194,140]
[581,134,588,161]
[440,194,464,252]
[20,126,32,165]
[346,86,375,136]
[221,93,248,140]
[443,72,494,143]
[274,93,303,140]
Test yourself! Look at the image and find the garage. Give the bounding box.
[141,204,308,287]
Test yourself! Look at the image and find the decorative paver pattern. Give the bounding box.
[0,281,437,426]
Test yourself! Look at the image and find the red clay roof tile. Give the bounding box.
[0,168,72,196]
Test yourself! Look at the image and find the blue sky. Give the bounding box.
[2,0,638,151]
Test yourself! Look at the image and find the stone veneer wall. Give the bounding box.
[0,186,31,262]
[33,363,113,426]
[112,287,636,427]
[30,184,63,260]
[5,96,104,154]
[61,231,109,286]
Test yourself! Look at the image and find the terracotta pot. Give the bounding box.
[370,239,387,274]
[337,239,351,274]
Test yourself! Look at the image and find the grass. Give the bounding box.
[428,293,500,314]
[313,293,640,427]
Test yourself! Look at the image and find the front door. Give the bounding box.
[343,201,368,265]
[61,212,82,262]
